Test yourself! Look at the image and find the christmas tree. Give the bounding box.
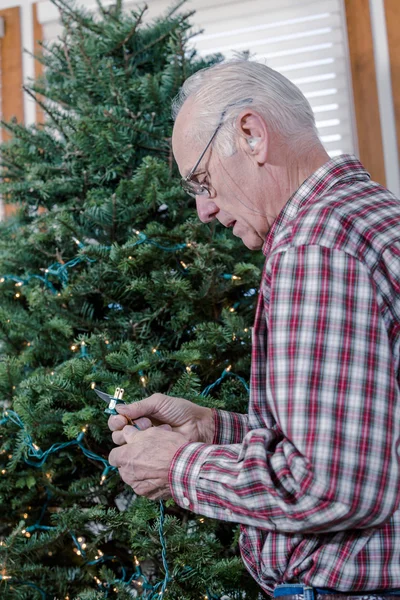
[0,1,264,598]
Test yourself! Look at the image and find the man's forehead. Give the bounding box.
[172,97,202,175]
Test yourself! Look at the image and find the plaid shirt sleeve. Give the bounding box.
[169,246,400,532]
[211,408,249,444]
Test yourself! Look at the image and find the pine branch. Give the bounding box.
[164,0,189,19]
[177,29,188,81]
[129,20,189,64]
[114,0,123,17]
[101,111,169,151]
[22,87,68,139]
[105,4,148,56]
[51,0,103,35]
[0,323,20,358]
[62,39,74,78]
[94,0,118,22]
[23,48,53,75]
[0,157,25,173]
[55,218,82,240]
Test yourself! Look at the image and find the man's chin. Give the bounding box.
[240,234,264,251]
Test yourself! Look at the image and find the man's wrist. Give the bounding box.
[197,407,215,445]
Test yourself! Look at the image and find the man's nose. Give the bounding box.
[196,197,219,223]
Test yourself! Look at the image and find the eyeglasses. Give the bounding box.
[180,98,253,199]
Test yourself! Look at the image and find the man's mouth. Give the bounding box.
[228,220,236,228]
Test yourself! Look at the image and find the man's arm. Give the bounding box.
[211,409,249,445]
[169,246,400,532]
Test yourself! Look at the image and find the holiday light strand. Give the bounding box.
[0,254,94,296]
[0,410,111,477]
[0,229,189,297]
[0,574,47,599]
[0,231,250,598]
[0,230,244,301]
[0,412,157,597]
[123,230,188,252]
[0,364,249,599]
[201,367,250,397]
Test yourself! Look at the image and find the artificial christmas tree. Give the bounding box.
[0,1,264,598]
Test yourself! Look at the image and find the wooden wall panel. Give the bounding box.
[33,2,45,124]
[0,7,24,136]
[384,0,400,162]
[0,7,24,218]
[344,0,386,186]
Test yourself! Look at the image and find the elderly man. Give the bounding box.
[108,60,400,598]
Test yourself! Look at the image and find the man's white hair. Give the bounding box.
[172,59,319,156]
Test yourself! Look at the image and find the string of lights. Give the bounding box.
[0,254,94,296]
[0,408,158,598]
[0,574,47,599]
[0,230,244,299]
[0,360,249,599]
[201,366,250,397]
[0,232,251,598]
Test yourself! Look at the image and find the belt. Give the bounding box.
[273,584,400,600]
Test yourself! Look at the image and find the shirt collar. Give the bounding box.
[262,154,370,257]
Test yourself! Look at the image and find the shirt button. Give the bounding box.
[182,496,190,507]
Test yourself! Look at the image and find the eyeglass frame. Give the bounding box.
[180,97,253,199]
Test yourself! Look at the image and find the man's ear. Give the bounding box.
[248,137,261,150]
[237,110,268,164]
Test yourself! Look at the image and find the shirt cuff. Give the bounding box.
[212,408,249,445]
[168,441,215,510]
[168,439,244,523]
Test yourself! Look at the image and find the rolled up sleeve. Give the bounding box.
[211,408,249,445]
[169,247,400,533]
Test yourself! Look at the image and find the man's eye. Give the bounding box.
[192,172,208,185]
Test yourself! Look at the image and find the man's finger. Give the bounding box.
[112,430,126,445]
[108,446,123,468]
[132,417,153,430]
[122,425,140,444]
[116,394,165,421]
[113,423,171,446]
[108,414,128,432]
[124,423,172,444]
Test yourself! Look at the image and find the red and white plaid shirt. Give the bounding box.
[169,155,400,595]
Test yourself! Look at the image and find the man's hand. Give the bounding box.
[108,394,214,446]
[108,425,187,500]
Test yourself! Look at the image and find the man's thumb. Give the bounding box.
[116,397,157,420]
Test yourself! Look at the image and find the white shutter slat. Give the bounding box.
[277,56,337,74]
[189,0,341,31]
[282,61,344,82]
[196,27,344,57]
[297,73,348,95]
[195,10,339,40]
[197,14,340,42]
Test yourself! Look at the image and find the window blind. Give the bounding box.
[38,0,357,157]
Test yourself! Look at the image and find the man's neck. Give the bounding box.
[272,144,331,217]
